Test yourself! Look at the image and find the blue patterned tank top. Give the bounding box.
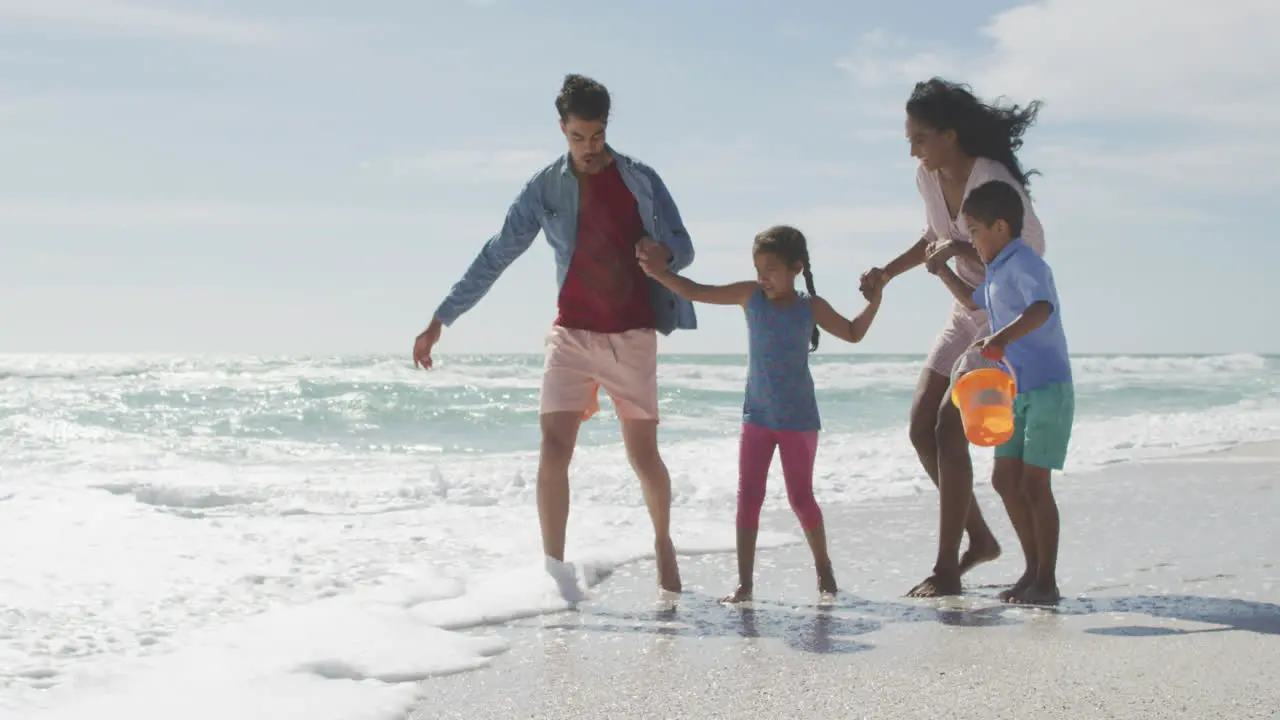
[742,288,821,432]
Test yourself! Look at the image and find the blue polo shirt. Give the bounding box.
[972,238,1072,393]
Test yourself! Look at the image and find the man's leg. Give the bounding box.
[601,329,681,593]
[537,327,600,562]
[538,411,583,561]
[621,418,681,592]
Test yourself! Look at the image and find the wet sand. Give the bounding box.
[411,442,1280,719]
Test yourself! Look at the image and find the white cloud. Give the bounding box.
[0,0,287,46]
[973,0,1279,128]
[363,148,550,185]
[836,0,1280,194]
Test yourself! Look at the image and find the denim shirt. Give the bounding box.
[433,146,698,335]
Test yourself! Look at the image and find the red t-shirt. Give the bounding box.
[555,161,656,333]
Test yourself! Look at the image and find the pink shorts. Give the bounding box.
[540,326,659,422]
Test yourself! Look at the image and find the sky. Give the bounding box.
[1,0,1277,356]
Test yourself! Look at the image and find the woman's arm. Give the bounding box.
[884,234,930,280]
[812,294,882,344]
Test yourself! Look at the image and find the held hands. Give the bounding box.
[859,267,887,299]
[636,236,672,278]
[924,239,960,275]
[413,318,443,370]
[860,269,886,302]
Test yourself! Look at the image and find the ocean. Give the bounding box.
[2,352,1278,716]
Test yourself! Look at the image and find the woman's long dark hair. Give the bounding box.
[906,77,1043,190]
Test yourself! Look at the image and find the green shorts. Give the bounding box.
[994,382,1075,471]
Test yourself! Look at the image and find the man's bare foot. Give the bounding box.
[1009,581,1061,605]
[655,538,682,593]
[720,584,752,604]
[958,537,1002,576]
[997,570,1036,602]
[906,571,962,598]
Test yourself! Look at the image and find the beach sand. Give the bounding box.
[411,442,1280,719]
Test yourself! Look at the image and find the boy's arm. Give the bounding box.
[434,179,542,327]
[988,302,1053,349]
[646,167,695,272]
[647,268,755,307]
[929,263,982,313]
[987,261,1057,349]
[811,294,882,344]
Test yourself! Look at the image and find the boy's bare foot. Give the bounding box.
[1009,581,1061,605]
[656,537,682,593]
[906,570,962,598]
[997,570,1037,602]
[720,584,753,604]
[958,537,1002,576]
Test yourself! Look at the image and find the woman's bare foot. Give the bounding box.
[655,537,682,593]
[1009,581,1061,605]
[906,570,962,598]
[997,570,1036,602]
[958,537,1002,576]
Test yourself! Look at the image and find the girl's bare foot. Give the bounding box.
[720,584,753,603]
[997,569,1037,602]
[655,537,682,594]
[818,569,837,596]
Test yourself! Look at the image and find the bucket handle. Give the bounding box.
[952,345,1018,395]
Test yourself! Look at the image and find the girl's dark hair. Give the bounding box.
[753,225,820,353]
[906,77,1043,190]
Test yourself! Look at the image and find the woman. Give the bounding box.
[861,77,1045,598]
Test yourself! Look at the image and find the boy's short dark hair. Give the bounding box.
[961,180,1024,238]
[555,74,610,123]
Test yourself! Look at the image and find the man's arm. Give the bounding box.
[646,167,695,272]
[433,179,542,326]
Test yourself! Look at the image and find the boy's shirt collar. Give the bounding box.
[987,237,1027,273]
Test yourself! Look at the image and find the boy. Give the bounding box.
[925,179,1074,605]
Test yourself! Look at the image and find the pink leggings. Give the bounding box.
[737,423,823,531]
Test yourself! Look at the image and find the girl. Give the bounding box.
[637,225,883,603]
[858,77,1047,599]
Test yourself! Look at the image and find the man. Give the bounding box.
[412,74,696,595]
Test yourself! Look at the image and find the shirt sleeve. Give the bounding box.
[1008,256,1055,310]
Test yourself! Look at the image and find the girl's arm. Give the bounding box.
[647,268,756,307]
[812,294,882,344]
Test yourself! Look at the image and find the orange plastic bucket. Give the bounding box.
[950,350,1018,447]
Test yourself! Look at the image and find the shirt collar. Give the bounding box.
[987,237,1026,272]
